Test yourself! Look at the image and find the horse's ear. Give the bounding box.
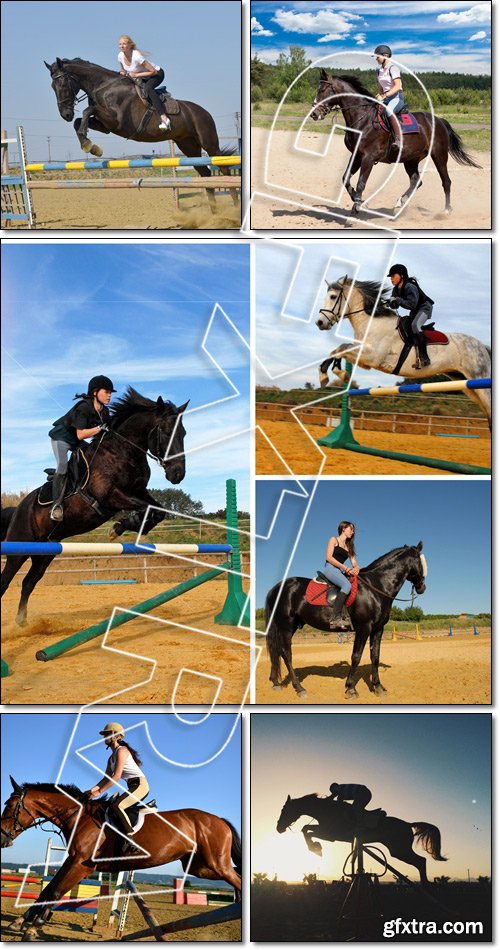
[44,61,52,71]
[286,794,291,802]
[56,57,64,69]
[176,400,190,414]
[319,68,328,79]
[416,540,423,551]
[156,396,165,411]
[10,775,22,794]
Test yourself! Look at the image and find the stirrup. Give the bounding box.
[50,504,64,522]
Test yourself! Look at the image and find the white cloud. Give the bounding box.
[437,2,491,25]
[354,33,367,45]
[251,16,274,37]
[272,9,361,36]
[317,33,346,43]
[469,30,487,40]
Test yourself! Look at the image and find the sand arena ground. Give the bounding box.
[251,128,490,230]
[255,629,491,705]
[2,578,250,706]
[256,418,491,476]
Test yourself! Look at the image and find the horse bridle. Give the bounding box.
[2,790,87,843]
[318,280,367,328]
[89,421,180,473]
[313,77,376,120]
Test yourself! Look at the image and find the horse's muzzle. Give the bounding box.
[163,461,185,484]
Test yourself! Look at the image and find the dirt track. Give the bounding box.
[251,128,490,230]
[256,419,491,475]
[255,631,491,705]
[11,188,240,230]
[1,889,240,942]
[1,582,250,706]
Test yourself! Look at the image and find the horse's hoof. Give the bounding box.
[296,688,308,699]
[394,197,402,209]
[345,687,358,699]
[22,927,41,941]
[272,684,284,691]
[8,917,24,932]
[372,684,387,696]
[444,207,452,216]
[15,616,27,627]
[90,144,103,157]
[81,139,93,153]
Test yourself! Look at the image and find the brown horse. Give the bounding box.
[1,779,241,938]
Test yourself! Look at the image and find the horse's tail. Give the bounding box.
[412,822,447,861]
[224,819,242,873]
[441,118,482,168]
[219,144,239,156]
[265,583,284,681]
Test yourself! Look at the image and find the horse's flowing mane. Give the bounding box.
[334,74,374,100]
[15,782,86,800]
[109,387,175,429]
[61,58,119,79]
[327,279,395,317]
[361,545,415,573]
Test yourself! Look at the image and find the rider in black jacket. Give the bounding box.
[388,264,433,369]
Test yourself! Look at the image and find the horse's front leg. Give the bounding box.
[351,156,376,216]
[345,627,369,699]
[369,628,387,696]
[12,858,90,939]
[319,346,359,388]
[302,825,323,856]
[74,104,104,157]
[342,152,361,202]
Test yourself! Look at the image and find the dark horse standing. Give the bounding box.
[1,778,241,940]
[44,58,231,177]
[1,389,187,626]
[276,794,446,884]
[266,543,427,698]
[311,71,481,220]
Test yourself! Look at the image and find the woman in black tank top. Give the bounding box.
[323,521,360,615]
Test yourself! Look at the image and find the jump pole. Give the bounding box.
[317,363,491,475]
[121,896,242,941]
[34,562,228,662]
[28,478,248,661]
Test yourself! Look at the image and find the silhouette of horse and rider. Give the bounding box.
[277,782,446,884]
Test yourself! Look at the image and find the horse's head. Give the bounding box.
[45,58,78,121]
[1,778,37,848]
[317,276,353,330]
[151,398,188,485]
[276,795,300,833]
[406,541,427,595]
[311,69,343,121]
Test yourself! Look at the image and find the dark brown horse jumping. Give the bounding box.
[1,389,187,626]
[311,71,481,220]
[1,779,242,939]
[266,543,427,699]
[45,58,232,175]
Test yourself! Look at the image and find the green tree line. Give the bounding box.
[251,46,491,107]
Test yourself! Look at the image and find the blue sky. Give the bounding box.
[1,712,241,871]
[1,242,250,510]
[255,479,491,613]
[251,1,491,74]
[252,713,491,881]
[1,1,241,162]
[255,239,491,388]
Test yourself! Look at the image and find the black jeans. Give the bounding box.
[142,68,165,117]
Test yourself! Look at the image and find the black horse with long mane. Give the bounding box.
[311,71,481,220]
[276,794,446,884]
[266,543,427,698]
[44,58,233,175]
[1,388,188,626]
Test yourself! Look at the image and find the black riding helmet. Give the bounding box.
[87,375,116,395]
[387,264,408,280]
[374,44,392,58]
